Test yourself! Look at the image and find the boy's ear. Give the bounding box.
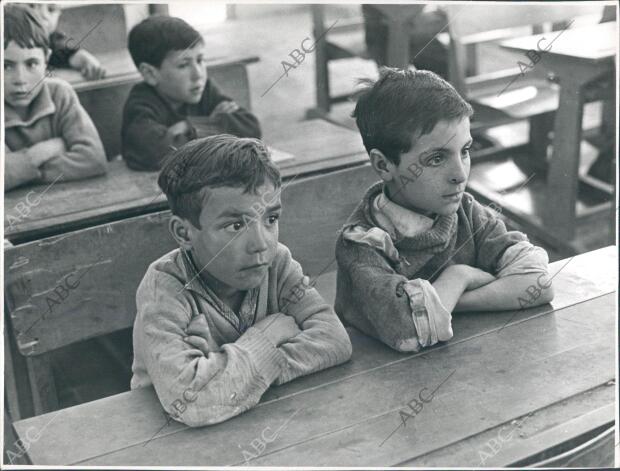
[369,149,396,182]
[138,62,160,86]
[169,215,193,250]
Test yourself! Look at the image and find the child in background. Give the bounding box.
[4,6,107,191]
[25,3,106,80]
[131,134,351,426]
[335,68,553,352]
[121,16,261,171]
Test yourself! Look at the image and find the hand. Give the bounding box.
[254,313,301,347]
[167,120,193,148]
[69,50,106,80]
[28,138,66,167]
[452,264,496,291]
[184,315,218,355]
[212,100,239,114]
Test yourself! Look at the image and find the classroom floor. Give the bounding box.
[50,6,614,410]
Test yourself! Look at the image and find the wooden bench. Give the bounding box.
[8,246,617,466]
[3,164,378,419]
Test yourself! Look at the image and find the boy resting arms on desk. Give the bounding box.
[121,16,261,171]
[335,69,553,352]
[131,135,352,426]
[4,6,107,191]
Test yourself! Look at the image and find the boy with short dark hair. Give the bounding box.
[121,15,261,171]
[335,68,553,352]
[4,5,107,191]
[131,134,351,426]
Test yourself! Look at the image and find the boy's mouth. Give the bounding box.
[241,262,269,271]
[442,191,463,201]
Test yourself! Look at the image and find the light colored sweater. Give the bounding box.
[4,78,107,191]
[131,243,352,427]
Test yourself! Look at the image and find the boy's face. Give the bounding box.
[187,182,281,298]
[4,41,48,113]
[383,117,472,217]
[28,3,61,36]
[148,43,208,107]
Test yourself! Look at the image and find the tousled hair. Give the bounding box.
[352,68,473,165]
[128,15,203,68]
[4,5,49,54]
[158,135,281,229]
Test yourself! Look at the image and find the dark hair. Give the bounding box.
[352,68,474,165]
[4,5,49,54]
[158,135,282,229]
[128,15,203,68]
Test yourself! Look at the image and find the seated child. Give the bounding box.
[121,16,262,171]
[131,134,352,426]
[4,6,107,191]
[335,68,553,352]
[25,3,106,80]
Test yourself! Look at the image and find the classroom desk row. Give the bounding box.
[10,246,617,466]
[4,119,367,243]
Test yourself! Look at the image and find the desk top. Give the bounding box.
[4,120,366,242]
[53,49,260,92]
[13,246,617,466]
[501,22,617,63]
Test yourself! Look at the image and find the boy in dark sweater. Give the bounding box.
[335,69,553,352]
[121,16,261,171]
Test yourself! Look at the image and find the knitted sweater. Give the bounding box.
[121,79,261,171]
[4,78,107,191]
[131,243,352,427]
[335,182,549,352]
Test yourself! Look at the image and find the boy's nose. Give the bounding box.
[248,222,270,253]
[450,158,468,184]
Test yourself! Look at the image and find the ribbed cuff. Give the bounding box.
[237,327,287,385]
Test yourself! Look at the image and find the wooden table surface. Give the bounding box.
[13,246,617,466]
[4,119,366,243]
[500,22,617,244]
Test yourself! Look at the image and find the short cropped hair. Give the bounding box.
[4,5,49,54]
[353,68,474,165]
[128,15,203,68]
[158,135,282,229]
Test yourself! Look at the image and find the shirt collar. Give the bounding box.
[371,187,437,240]
[5,81,56,128]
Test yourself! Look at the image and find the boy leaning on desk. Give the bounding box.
[335,68,554,352]
[121,15,262,172]
[3,6,107,192]
[131,135,352,427]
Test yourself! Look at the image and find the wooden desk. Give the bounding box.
[4,120,367,243]
[499,22,616,246]
[11,246,617,466]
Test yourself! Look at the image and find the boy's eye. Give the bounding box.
[266,214,280,225]
[224,221,245,233]
[461,147,471,159]
[428,154,445,166]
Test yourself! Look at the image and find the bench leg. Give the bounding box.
[26,355,59,416]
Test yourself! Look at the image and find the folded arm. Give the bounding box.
[135,275,287,427]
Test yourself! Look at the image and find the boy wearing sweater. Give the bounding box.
[4,6,107,191]
[121,16,261,171]
[335,69,553,352]
[131,134,352,426]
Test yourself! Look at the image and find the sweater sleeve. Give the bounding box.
[189,80,261,139]
[335,235,452,352]
[39,80,107,182]
[4,145,42,191]
[134,269,287,427]
[272,245,352,385]
[121,101,183,171]
[466,194,529,274]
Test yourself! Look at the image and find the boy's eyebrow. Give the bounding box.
[216,202,282,219]
[419,136,474,156]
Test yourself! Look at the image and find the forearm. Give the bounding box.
[432,272,467,313]
[455,273,554,312]
[4,149,41,190]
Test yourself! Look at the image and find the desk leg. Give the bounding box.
[544,79,584,240]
